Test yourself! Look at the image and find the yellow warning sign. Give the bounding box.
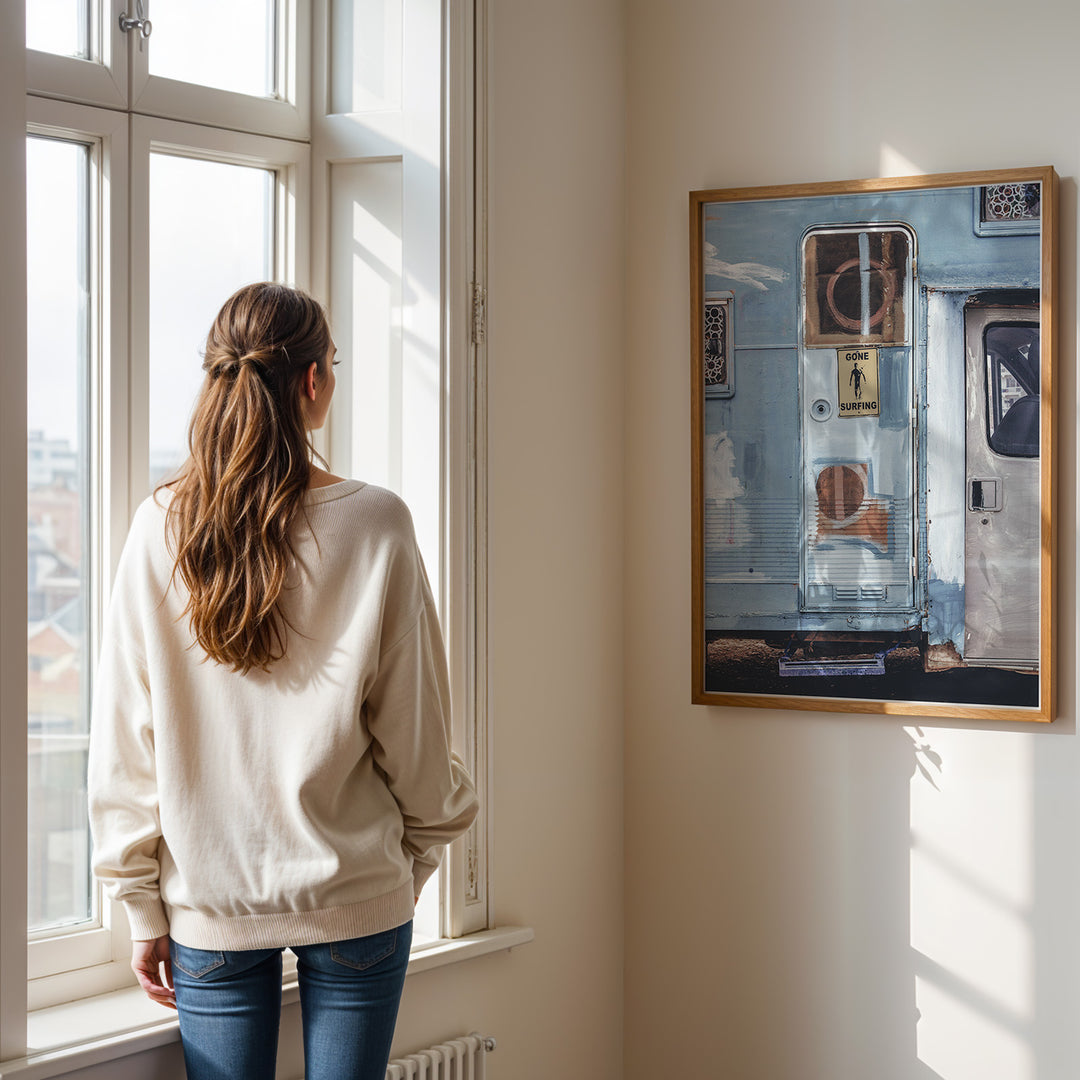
[836,348,880,418]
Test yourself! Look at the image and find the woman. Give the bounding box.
[88,283,478,1080]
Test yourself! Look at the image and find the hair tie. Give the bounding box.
[204,351,268,378]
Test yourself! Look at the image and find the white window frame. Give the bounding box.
[0,8,30,1061]
[26,0,128,111]
[130,0,311,140]
[442,0,490,939]
[2,0,493,1057]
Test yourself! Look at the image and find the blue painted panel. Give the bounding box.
[877,347,911,433]
[704,581,920,633]
[703,348,800,592]
[703,584,799,623]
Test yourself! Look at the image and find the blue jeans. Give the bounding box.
[170,921,412,1080]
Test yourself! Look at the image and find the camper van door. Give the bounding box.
[963,302,1040,668]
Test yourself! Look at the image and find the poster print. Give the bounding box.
[690,169,1057,721]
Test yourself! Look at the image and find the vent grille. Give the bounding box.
[833,585,888,602]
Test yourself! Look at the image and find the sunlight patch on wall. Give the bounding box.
[909,729,1034,1079]
[914,976,1033,1079]
[879,144,924,179]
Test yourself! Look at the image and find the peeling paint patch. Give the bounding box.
[703,242,788,292]
[704,431,745,502]
[703,431,749,550]
[924,641,963,672]
[926,576,964,649]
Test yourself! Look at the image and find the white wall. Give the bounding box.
[623,1,1078,1078]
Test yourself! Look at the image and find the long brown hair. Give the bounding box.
[162,282,332,674]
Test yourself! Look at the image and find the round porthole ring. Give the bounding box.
[825,256,893,332]
[810,398,833,422]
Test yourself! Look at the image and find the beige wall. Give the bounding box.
[624,1,1078,1078]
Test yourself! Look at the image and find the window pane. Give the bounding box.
[803,228,910,347]
[149,154,274,486]
[26,0,89,58]
[985,323,1040,458]
[26,136,93,933]
[149,0,277,99]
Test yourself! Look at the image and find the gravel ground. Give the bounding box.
[704,637,1038,707]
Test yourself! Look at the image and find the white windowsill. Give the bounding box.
[0,927,533,1080]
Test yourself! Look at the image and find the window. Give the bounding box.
[148,0,278,98]
[974,182,1042,236]
[146,150,277,485]
[26,135,93,938]
[985,323,1040,458]
[802,226,912,347]
[703,292,734,397]
[26,1,90,59]
[4,0,489,1054]
[20,96,309,1010]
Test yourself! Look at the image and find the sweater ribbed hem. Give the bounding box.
[166,880,417,951]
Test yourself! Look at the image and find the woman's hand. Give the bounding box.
[131,935,176,1010]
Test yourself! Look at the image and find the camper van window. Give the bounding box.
[981,183,1041,224]
[703,294,734,397]
[985,323,1040,458]
[802,227,911,348]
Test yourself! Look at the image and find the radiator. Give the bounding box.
[385,1033,496,1080]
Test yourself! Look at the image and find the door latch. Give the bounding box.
[969,477,1002,512]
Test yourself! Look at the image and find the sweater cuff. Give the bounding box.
[124,897,170,941]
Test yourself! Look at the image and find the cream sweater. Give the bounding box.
[88,480,478,950]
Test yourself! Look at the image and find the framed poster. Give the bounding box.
[690,168,1057,721]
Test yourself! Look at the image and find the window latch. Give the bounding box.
[119,0,152,38]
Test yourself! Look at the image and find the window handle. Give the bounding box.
[119,0,152,38]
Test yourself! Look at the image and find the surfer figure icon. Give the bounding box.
[849,361,865,399]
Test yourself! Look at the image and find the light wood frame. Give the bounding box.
[690,167,1058,722]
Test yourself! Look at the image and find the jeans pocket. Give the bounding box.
[328,927,400,971]
[170,942,226,979]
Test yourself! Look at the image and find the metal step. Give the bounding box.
[778,652,887,677]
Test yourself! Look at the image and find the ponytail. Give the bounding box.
[160,283,331,673]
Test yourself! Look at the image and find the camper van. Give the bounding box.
[697,180,1045,686]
